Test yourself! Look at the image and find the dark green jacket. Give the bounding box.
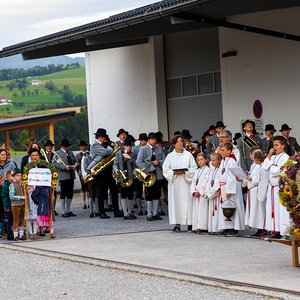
[21,154,45,173]
[2,180,11,210]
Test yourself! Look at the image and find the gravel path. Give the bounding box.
[0,247,279,300]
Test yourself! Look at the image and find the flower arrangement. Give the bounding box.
[279,153,300,239]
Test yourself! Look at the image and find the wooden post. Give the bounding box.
[292,241,299,267]
[29,127,34,139]
[48,122,55,151]
[4,131,9,151]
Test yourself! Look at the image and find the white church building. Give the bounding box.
[1,0,300,142]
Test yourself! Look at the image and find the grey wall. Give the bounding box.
[164,27,223,142]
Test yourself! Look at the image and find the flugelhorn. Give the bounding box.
[133,167,156,187]
[112,169,133,188]
[186,145,197,156]
[53,153,66,166]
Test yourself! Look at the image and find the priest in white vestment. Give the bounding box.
[163,135,197,232]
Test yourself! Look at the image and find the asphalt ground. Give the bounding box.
[1,194,299,299]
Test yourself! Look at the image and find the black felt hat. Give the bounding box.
[138,133,148,141]
[147,132,157,139]
[94,128,108,137]
[156,131,163,137]
[61,139,71,147]
[264,124,277,132]
[123,139,132,146]
[234,133,242,140]
[202,131,210,139]
[44,139,54,147]
[79,141,88,146]
[117,128,128,137]
[215,121,226,128]
[279,124,292,131]
[208,125,216,131]
[174,131,181,135]
[242,119,255,129]
[181,129,192,139]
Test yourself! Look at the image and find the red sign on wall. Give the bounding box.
[253,100,263,119]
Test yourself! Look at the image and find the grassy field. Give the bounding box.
[0,66,86,115]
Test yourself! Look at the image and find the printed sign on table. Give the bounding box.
[28,168,52,186]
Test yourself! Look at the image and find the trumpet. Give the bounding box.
[133,167,156,187]
[112,169,133,188]
[40,148,49,163]
[53,153,66,166]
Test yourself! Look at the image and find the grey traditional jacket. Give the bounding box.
[237,133,263,171]
[86,139,113,173]
[132,144,141,159]
[113,150,136,179]
[52,148,76,181]
[136,144,165,180]
[284,136,300,156]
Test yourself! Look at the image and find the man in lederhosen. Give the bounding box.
[86,128,123,219]
[136,132,165,221]
[52,139,78,218]
[75,141,89,209]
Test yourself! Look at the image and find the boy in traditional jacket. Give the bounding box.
[9,168,26,241]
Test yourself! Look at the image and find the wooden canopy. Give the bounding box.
[0,111,76,151]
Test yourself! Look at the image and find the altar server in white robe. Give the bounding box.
[163,134,197,232]
[262,136,290,239]
[218,142,245,236]
[190,153,210,232]
[206,153,222,234]
[238,147,266,237]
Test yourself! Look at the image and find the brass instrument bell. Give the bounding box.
[133,167,156,187]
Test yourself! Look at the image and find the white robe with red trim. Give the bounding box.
[218,156,245,231]
[262,153,289,234]
[205,166,220,233]
[190,166,210,230]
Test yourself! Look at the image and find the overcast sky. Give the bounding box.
[0,0,153,56]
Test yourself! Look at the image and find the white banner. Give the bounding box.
[28,168,52,186]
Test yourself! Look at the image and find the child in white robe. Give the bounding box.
[27,186,38,239]
[262,136,290,239]
[191,153,210,232]
[206,153,221,234]
[218,142,245,237]
[237,147,266,237]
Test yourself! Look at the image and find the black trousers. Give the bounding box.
[145,180,162,201]
[121,184,134,200]
[134,179,143,198]
[96,167,119,215]
[60,179,74,199]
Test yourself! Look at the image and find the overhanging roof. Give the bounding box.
[1,0,300,59]
[0,111,76,132]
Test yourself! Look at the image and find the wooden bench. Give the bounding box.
[269,238,300,267]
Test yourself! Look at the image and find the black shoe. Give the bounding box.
[134,204,138,208]
[147,216,154,221]
[62,213,69,218]
[100,214,110,219]
[68,211,77,217]
[83,204,87,209]
[14,237,20,241]
[114,212,123,218]
[158,211,166,216]
[19,236,26,240]
[89,213,94,218]
[153,215,162,220]
[129,214,137,219]
[7,235,14,241]
[95,213,101,217]
[55,211,59,216]
[138,211,143,216]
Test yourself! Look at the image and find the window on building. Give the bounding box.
[167,78,181,98]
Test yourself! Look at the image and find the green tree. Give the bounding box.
[18,130,29,145]
[34,89,39,95]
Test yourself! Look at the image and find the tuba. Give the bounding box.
[112,169,133,188]
[84,144,121,183]
[133,167,156,187]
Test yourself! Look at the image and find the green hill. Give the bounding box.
[0,66,86,117]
